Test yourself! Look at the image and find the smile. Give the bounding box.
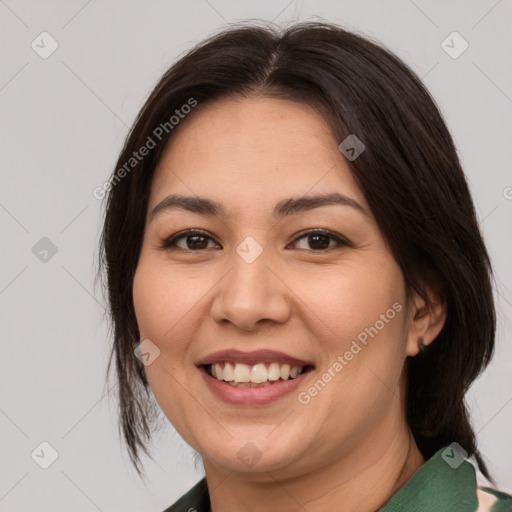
[206,361,311,386]
[196,349,315,405]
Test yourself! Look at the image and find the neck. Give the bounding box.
[204,427,425,512]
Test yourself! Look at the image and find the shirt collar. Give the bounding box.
[379,447,478,511]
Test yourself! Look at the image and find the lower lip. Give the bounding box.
[199,367,312,406]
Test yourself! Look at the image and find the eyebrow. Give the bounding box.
[149,192,369,221]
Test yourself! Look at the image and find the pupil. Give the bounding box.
[188,235,207,250]
[310,234,329,249]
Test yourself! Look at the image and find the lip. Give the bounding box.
[196,349,315,406]
[196,349,314,367]
[199,365,313,406]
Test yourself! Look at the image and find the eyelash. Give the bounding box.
[160,228,351,253]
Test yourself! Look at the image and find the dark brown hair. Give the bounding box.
[97,20,496,481]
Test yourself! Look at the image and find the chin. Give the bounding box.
[199,434,310,477]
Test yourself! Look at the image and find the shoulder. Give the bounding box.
[161,478,210,512]
[379,446,512,511]
[477,485,512,511]
[470,452,512,511]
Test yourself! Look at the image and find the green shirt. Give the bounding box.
[162,447,512,512]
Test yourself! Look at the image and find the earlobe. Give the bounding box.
[405,289,447,357]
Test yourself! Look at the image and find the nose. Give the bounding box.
[209,244,291,331]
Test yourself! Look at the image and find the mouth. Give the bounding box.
[196,349,315,405]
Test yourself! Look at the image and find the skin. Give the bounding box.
[132,95,446,512]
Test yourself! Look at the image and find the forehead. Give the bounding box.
[149,95,367,212]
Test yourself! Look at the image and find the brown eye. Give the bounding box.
[161,229,219,251]
[289,230,349,251]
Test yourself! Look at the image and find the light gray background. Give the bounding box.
[1,1,511,510]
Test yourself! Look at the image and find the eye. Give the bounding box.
[160,229,219,251]
[160,228,350,252]
[288,229,350,251]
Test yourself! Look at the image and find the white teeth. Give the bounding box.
[212,362,222,379]
[209,361,305,384]
[250,363,268,383]
[268,362,281,381]
[233,363,251,382]
[223,361,234,381]
[290,366,300,378]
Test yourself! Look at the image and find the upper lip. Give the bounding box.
[196,349,315,368]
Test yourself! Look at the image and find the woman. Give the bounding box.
[98,21,512,511]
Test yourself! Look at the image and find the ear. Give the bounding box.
[405,286,447,357]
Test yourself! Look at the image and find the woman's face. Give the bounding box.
[133,95,421,477]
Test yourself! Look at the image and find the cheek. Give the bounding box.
[299,258,406,345]
[132,259,202,436]
[304,258,408,399]
[132,259,193,404]
[133,256,197,344]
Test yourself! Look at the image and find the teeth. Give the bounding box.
[223,361,234,381]
[209,362,305,384]
[290,366,300,378]
[227,381,272,387]
[268,362,281,381]
[251,363,268,383]
[280,364,290,380]
[233,363,251,382]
